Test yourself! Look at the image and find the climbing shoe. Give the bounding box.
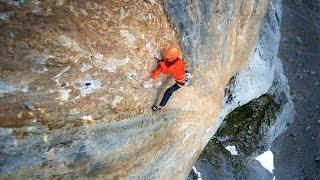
[152,105,162,111]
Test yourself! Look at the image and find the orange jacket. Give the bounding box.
[151,58,185,81]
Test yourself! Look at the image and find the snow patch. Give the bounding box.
[255,149,274,174]
[192,166,202,180]
[225,145,238,155]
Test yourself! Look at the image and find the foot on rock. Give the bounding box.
[152,105,162,111]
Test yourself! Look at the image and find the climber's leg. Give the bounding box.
[159,83,181,107]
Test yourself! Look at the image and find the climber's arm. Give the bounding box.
[150,65,162,80]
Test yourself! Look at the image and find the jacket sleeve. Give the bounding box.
[150,65,162,80]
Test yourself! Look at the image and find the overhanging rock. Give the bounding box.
[0,0,269,179]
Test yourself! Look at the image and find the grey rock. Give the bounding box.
[310,71,316,76]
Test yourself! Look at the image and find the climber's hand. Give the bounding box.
[154,51,162,61]
[154,56,161,61]
[143,78,153,88]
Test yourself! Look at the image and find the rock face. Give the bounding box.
[189,1,295,178]
[0,0,269,179]
[271,0,320,178]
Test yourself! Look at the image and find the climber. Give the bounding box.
[143,47,191,111]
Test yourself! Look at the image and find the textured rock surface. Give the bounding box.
[189,0,295,178]
[0,0,269,179]
[271,0,320,178]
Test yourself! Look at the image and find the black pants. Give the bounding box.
[159,83,181,107]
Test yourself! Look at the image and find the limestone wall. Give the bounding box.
[0,0,269,179]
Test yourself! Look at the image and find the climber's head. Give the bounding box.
[164,47,182,62]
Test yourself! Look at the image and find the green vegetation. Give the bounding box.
[200,94,280,172]
[217,94,280,155]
